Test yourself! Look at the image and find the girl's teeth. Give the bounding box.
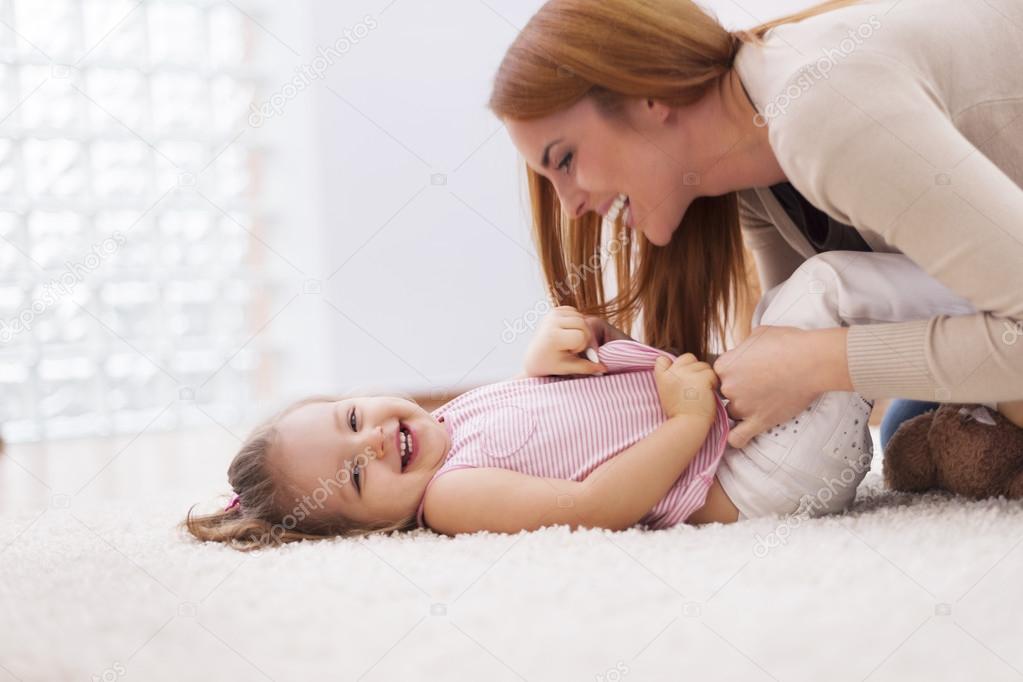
[400,429,412,468]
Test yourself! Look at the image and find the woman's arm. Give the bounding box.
[776,53,1023,404]
[737,189,807,292]
[719,53,1023,447]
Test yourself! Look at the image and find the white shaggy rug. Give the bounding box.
[2,428,1022,682]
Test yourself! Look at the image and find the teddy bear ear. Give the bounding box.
[883,410,938,493]
[958,405,998,426]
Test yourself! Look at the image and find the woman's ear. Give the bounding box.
[645,99,673,124]
[625,97,672,129]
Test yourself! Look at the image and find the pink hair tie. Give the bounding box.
[225,494,241,512]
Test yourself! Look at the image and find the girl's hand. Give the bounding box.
[714,326,851,448]
[524,306,610,377]
[653,354,720,423]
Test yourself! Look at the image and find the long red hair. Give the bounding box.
[490,0,861,357]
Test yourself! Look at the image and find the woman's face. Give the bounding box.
[505,96,698,246]
[270,397,451,526]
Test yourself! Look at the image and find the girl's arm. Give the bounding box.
[578,412,714,531]
[522,306,615,378]
[420,467,591,535]
[423,354,719,534]
[578,352,719,529]
[421,414,714,535]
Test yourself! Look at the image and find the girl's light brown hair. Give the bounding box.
[182,396,418,551]
[489,0,861,357]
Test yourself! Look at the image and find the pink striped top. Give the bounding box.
[416,340,731,530]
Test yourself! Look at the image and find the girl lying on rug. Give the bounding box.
[184,252,977,549]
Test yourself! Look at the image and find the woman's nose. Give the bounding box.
[565,191,588,219]
[552,179,588,219]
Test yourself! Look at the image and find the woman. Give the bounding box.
[489,0,1023,450]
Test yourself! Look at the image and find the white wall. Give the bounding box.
[262,0,825,402]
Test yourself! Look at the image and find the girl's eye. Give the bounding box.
[352,464,361,493]
[348,408,358,431]
[558,151,573,172]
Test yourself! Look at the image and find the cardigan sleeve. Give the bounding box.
[737,190,807,292]
[769,52,1023,402]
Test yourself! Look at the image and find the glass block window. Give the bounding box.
[0,1,279,442]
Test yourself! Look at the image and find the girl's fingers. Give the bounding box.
[555,308,607,351]
[583,316,607,346]
[554,325,593,354]
[561,357,607,375]
[701,366,719,384]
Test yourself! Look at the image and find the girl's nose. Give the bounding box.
[360,426,385,460]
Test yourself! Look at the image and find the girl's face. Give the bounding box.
[271,397,450,526]
[505,96,698,247]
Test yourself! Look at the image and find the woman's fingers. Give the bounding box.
[714,326,821,448]
[724,398,745,421]
[727,418,763,449]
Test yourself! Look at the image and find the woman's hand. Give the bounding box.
[714,326,852,448]
[523,306,612,377]
[653,353,720,424]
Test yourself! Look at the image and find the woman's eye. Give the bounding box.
[348,408,358,431]
[558,152,573,172]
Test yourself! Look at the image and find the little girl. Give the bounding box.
[185,252,976,549]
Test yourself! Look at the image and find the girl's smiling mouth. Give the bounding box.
[398,422,415,471]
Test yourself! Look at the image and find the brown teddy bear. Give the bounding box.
[884,404,1023,499]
